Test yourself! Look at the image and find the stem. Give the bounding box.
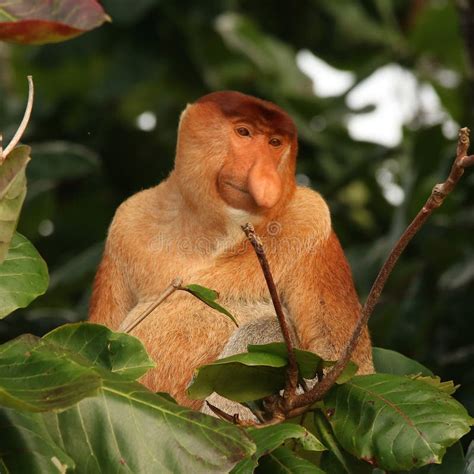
[291,127,474,409]
[1,76,34,162]
[119,278,182,333]
[241,223,299,396]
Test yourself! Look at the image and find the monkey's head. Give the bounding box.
[175,91,297,218]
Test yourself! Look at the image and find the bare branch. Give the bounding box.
[241,223,299,397]
[1,76,34,162]
[289,127,474,410]
[119,278,183,333]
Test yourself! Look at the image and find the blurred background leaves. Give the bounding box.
[0,0,473,428]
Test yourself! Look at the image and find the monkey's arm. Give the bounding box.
[89,212,136,329]
[282,231,373,374]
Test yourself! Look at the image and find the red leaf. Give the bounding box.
[0,0,110,44]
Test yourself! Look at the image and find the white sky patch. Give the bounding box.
[296,49,355,97]
[297,55,458,148]
[297,54,460,206]
[345,63,451,147]
[136,111,157,131]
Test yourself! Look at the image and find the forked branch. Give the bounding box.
[237,128,473,423]
[289,127,474,410]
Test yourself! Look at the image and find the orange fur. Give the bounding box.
[89,91,373,408]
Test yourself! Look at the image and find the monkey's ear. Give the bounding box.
[177,104,192,128]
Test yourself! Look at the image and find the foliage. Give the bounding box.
[0,232,48,317]
[0,323,471,472]
[0,324,256,473]
[188,343,357,402]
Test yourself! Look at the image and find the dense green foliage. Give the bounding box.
[0,0,473,451]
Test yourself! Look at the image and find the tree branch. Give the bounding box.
[119,278,183,333]
[241,223,299,397]
[289,127,474,410]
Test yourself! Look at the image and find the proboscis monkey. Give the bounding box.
[89,91,374,410]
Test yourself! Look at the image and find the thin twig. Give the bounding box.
[241,223,299,397]
[1,76,34,162]
[119,278,183,333]
[289,127,474,409]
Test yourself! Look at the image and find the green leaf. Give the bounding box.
[325,374,474,471]
[408,442,465,473]
[0,408,75,473]
[0,232,49,319]
[0,145,30,262]
[0,333,102,412]
[249,343,358,383]
[187,351,286,401]
[183,284,238,326]
[257,447,325,473]
[372,347,433,376]
[0,328,256,472]
[233,424,325,474]
[410,375,459,395]
[0,0,110,45]
[0,386,256,473]
[43,322,155,380]
[188,343,359,403]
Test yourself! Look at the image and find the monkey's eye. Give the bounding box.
[236,127,251,137]
[269,137,282,147]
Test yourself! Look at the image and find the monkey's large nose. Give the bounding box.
[248,156,282,208]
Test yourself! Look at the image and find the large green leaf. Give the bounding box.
[0,232,49,318]
[325,374,473,471]
[233,424,326,474]
[0,333,102,412]
[257,447,325,473]
[188,343,358,403]
[0,326,256,473]
[0,145,30,262]
[0,409,75,473]
[44,323,155,380]
[0,0,110,45]
[187,351,287,402]
[372,347,433,376]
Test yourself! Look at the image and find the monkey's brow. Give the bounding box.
[230,116,286,135]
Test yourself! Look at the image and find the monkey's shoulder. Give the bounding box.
[279,186,332,241]
[107,182,176,242]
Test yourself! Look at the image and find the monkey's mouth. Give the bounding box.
[224,181,250,195]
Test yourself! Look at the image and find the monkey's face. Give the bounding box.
[216,121,291,212]
[175,91,297,215]
[199,91,297,214]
